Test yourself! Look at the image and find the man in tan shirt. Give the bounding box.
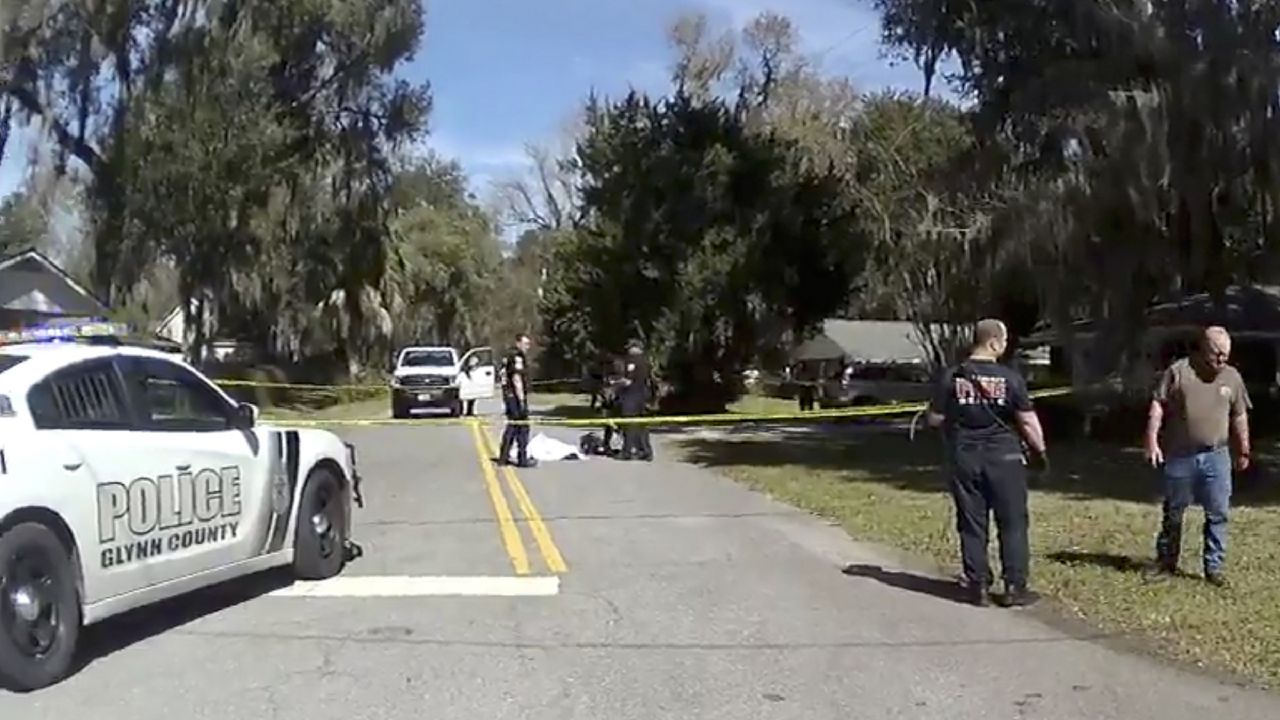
[1144,326,1252,586]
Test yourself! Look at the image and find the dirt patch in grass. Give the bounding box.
[262,397,390,422]
[673,424,1280,688]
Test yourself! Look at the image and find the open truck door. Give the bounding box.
[458,347,496,401]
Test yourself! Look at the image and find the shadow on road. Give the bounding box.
[68,568,296,680]
[841,563,972,604]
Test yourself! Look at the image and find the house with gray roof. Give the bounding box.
[0,247,109,330]
[793,319,941,363]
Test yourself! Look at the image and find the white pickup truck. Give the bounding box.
[389,345,496,418]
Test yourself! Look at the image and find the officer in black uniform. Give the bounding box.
[618,340,653,461]
[599,353,625,455]
[926,318,1048,607]
[498,333,537,468]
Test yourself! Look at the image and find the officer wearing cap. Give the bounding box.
[926,318,1048,607]
[617,340,654,461]
[498,332,537,468]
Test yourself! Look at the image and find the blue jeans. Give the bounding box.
[1155,446,1232,574]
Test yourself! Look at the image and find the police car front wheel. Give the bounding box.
[293,468,348,580]
[0,522,81,692]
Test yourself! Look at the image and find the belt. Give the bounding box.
[1175,443,1227,457]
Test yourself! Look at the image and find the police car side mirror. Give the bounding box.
[233,401,259,429]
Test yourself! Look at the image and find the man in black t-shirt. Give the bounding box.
[926,318,1048,608]
[498,333,537,468]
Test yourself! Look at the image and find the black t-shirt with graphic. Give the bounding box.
[501,348,527,400]
[930,358,1033,448]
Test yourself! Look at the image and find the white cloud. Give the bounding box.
[697,0,878,48]
[423,133,531,171]
[412,133,539,208]
[691,0,941,94]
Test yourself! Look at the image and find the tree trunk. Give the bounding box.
[342,284,363,379]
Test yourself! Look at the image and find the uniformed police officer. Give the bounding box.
[498,333,537,468]
[926,318,1048,607]
[599,353,625,455]
[617,340,653,461]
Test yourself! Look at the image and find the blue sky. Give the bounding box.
[0,0,947,205]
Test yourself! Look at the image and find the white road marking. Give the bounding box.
[267,575,561,598]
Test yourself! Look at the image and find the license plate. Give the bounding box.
[417,393,436,401]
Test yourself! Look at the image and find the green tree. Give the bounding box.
[3,0,429,375]
[0,189,44,255]
[385,155,504,352]
[543,90,867,410]
[872,0,1280,383]
[842,90,1009,367]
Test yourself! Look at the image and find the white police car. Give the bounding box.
[0,323,364,691]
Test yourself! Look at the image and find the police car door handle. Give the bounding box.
[175,463,191,471]
[63,460,82,471]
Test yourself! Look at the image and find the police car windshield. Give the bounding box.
[0,354,29,375]
[400,350,454,367]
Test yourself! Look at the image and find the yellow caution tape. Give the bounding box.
[260,386,1073,428]
[215,376,584,392]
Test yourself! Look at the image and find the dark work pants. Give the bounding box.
[499,396,529,463]
[620,397,652,459]
[948,441,1030,589]
[601,402,620,453]
[798,385,815,411]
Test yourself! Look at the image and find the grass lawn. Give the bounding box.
[532,390,799,419]
[261,395,390,421]
[672,425,1280,688]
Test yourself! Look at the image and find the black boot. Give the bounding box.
[966,583,990,607]
[1142,556,1178,583]
[959,575,991,607]
[995,584,1041,608]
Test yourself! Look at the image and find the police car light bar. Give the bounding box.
[0,321,133,346]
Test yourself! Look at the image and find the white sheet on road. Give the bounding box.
[503,432,583,462]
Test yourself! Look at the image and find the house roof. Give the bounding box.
[792,319,939,364]
[0,247,108,316]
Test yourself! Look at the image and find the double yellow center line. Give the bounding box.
[468,420,567,575]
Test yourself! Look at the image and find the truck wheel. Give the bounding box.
[292,468,348,580]
[449,400,462,417]
[391,399,408,419]
[0,522,81,692]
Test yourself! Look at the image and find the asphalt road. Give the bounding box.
[5,399,1280,719]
